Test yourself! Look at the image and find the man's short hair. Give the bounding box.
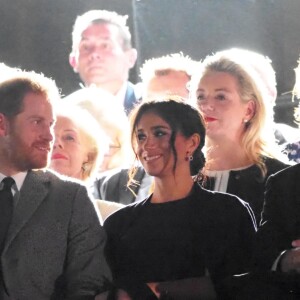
[0,70,60,118]
[71,10,132,53]
[139,52,198,84]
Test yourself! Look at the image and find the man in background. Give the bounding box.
[69,10,141,114]
[140,52,197,100]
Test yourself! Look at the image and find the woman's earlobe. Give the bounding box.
[246,100,256,120]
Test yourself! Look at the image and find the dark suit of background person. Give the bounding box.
[0,70,111,300]
[93,166,150,204]
[123,81,142,114]
[245,164,300,298]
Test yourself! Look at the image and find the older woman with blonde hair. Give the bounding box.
[189,50,289,223]
[50,104,107,182]
[50,103,124,221]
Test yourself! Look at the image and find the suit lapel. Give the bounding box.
[4,170,50,251]
[291,165,300,217]
[124,82,141,114]
[117,169,136,205]
[116,168,146,205]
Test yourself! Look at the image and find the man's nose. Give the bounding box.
[90,50,101,61]
[44,125,54,142]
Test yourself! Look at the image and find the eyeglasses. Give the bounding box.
[109,144,121,150]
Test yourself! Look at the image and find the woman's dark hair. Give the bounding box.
[128,97,206,186]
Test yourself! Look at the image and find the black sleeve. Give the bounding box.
[252,174,293,270]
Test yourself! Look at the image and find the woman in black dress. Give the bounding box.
[104,98,256,299]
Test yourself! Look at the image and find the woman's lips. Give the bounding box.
[144,154,162,162]
[52,153,67,160]
[204,116,217,122]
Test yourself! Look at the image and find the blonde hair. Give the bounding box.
[216,48,277,104]
[140,52,197,82]
[140,53,198,95]
[55,104,108,182]
[190,51,281,176]
[63,87,133,171]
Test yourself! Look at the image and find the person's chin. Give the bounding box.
[86,74,107,85]
[32,161,48,170]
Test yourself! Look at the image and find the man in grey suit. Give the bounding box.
[0,69,111,299]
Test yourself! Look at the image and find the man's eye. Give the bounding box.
[101,42,112,50]
[80,44,91,52]
[33,119,41,125]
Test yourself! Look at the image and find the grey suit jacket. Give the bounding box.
[1,170,111,300]
[93,167,148,205]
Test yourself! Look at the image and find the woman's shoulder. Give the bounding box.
[194,183,250,209]
[103,197,149,228]
[193,183,256,226]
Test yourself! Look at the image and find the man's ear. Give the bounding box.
[69,53,78,73]
[126,48,137,69]
[0,113,8,136]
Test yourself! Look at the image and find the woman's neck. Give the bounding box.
[205,139,253,171]
[151,173,194,204]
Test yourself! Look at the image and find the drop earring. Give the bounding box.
[82,162,90,172]
[185,152,193,161]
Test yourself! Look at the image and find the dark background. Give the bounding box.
[0,0,300,126]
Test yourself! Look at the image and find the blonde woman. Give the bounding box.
[190,50,289,223]
[50,104,124,221]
